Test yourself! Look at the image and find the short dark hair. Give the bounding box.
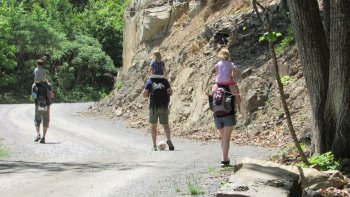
[36,59,44,65]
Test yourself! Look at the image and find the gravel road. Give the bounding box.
[0,103,276,197]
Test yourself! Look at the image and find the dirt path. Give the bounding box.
[0,103,276,196]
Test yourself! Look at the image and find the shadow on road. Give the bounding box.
[0,160,126,174]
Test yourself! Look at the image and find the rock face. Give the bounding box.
[93,0,312,146]
[217,160,301,197]
[123,0,196,73]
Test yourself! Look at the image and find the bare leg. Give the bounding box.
[36,126,40,137]
[151,124,157,146]
[162,124,171,140]
[43,127,48,138]
[212,84,218,94]
[220,126,233,161]
[228,84,235,94]
[218,128,224,150]
[229,84,241,113]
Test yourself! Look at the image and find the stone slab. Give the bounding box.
[217,161,301,197]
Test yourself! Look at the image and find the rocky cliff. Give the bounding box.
[91,0,312,148]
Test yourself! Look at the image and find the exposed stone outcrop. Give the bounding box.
[123,0,203,73]
[92,0,312,148]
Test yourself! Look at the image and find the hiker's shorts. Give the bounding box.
[214,114,236,129]
[149,107,169,125]
[34,105,50,128]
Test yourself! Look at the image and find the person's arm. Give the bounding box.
[148,60,153,76]
[167,88,173,96]
[231,63,237,80]
[143,89,150,98]
[232,84,241,105]
[163,66,167,77]
[231,84,241,113]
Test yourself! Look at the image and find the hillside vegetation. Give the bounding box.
[0,0,128,103]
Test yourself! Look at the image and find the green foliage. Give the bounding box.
[187,181,203,195]
[275,26,294,55]
[0,0,129,102]
[280,76,294,85]
[0,140,10,158]
[173,181,181,193]
[303,152,341,171]
[114,78,122,90]
[259,31,282,42]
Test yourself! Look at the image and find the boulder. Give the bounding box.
[217,159,301,197]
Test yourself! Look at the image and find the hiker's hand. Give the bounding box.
[50,91,55,99]
[167,89,173,96]
[237,104,242,114]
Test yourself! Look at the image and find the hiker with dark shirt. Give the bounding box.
[142,78,175,151]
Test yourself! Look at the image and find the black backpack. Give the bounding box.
[150,81,169,109]
[33,83,50,107]
[209,87,234,116]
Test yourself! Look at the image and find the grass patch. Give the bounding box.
[187,181,203,195]
[186,175,204,196]
[173,181,181,193]
[208,167,217,173]
[0,140,10,158]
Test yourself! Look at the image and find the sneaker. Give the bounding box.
[167,140,175,151]
[220,160,230,167]
[34,135,41,142]
[39,137,45,144]
[152,146,157,151]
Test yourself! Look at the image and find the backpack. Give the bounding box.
[150,80,169,109]
[33,83,50,110]
[210,87,234,116]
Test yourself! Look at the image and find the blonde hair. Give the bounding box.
[153,51,162,62]
[217,48,230,60]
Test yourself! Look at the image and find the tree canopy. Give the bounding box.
[0,0,129,102]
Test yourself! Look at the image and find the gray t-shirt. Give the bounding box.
[34,67,46,82]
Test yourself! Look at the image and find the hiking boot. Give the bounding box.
[152,146,157,151]
[34,135,41,142]
[220,160,230,168]
[167,140,175,151]
[39,137,45,144]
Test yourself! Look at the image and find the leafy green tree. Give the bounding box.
[0,15,17,89]
[0,0,129,102]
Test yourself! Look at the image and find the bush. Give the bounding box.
[300,152,340,171]
[280,76,294,85]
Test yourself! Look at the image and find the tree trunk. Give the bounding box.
[323,0,330,44]
[324,0,350,158]
[280,0,288,11]
[287,0,330,154]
